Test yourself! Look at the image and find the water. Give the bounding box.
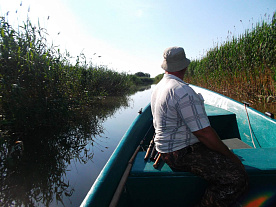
[0,85,153,207]
[62,86,153,207]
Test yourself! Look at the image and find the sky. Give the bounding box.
[1,0,275,77]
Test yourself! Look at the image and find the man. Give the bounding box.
[151,46,248,207]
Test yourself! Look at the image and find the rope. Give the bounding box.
[244,103,261,148]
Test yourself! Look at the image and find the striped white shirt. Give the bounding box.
[151,74,210,153]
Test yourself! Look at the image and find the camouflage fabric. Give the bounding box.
[161,142,248,207]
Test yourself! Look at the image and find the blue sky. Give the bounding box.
[1,0,275,77]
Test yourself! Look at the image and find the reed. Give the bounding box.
[0,17,137,132]
[185,12,276,113]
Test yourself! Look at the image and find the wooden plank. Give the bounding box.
[222,138,252,149]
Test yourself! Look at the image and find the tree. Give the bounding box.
[134,72,150,78]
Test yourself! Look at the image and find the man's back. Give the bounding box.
[151,74,210,153]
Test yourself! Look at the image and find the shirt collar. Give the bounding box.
[163,74,189,85]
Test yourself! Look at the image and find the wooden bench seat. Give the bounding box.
[222,138,252,149]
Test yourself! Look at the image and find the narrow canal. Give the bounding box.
[62,86,154,207]
[0,85,154,207]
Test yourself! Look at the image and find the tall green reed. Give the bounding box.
[186,12,276,106]
[0,17,135,133]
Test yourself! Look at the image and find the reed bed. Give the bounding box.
[0,16,144,207]
[185,12,276,114]
[0,17,139,132]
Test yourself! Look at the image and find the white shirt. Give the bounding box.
[151,74,210,153]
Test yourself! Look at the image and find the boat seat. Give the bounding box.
[130,148,276,178]
[131,151,193,177]
[222,138,252,149]
[130,138,252,177]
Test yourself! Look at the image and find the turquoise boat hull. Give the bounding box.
[81,85,276,207]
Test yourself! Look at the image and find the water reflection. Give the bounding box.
[0,93,132,206]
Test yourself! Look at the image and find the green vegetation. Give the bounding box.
[0,16,151,206]
[184,12,276,106]
[0,17,153,205]
[134,72,150,77]
[0,17,150,133]
[128,72,154,85]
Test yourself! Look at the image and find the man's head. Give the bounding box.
[161,46,190,72]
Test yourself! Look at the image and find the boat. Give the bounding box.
[81,85,276,207]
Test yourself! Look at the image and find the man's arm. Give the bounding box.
[193,126,244,168]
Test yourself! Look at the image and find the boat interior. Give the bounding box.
[118,104,276,207]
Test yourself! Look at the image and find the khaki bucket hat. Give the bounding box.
[161,46,190,72]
